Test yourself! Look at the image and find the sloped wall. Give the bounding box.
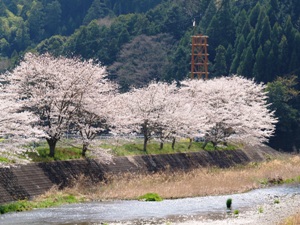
[0,148,277,204]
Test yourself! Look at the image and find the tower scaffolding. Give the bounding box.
[191,35,209,79]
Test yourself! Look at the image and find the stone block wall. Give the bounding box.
[0,147,277,204]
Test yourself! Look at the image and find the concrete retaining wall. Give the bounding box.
[0,147,277,204]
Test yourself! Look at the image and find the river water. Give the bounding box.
[1,185,300,225]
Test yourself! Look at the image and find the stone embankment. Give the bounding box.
[0,145,279,204]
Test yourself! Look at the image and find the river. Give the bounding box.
[1,184,300,225]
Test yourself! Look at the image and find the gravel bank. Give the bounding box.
[172,193,300,225]
[113,190,300,225]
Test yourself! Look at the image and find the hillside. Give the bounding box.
[0,0,300,151]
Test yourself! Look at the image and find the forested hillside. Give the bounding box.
[0,0,300,151]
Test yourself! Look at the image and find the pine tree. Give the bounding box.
[200,0,217,32]
[213,45,227,77]
[237,46,254,78]
[278,35,289,74]
[253,46,265,81]
[259,17,271,46]
[249,2,261,27]
[230,36,245,73]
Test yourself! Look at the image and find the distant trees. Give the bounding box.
[108,34,174,90]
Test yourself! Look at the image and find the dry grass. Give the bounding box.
[55,155,300,201]
[281,214,300,225]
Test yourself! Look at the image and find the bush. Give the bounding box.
[226,198,232,209]
[233,209,239,215]
[138,193,163,202]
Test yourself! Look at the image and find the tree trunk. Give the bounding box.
[188,138,193,149]
[82,142,89,157]
[46,138,58,157]
[172,137,176,150]
[212,141,218,150]
[143,136,148,152]
[160,142,164,150]
[202,140,209,149]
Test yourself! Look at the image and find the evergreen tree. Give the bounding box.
[200,0,217,32]
[213,45,227,77]
[235,9,248,36]
[0,1,7,16]
[268,0,279,26]
[83,0,112,25]
[27,1,45,42]
[253,46,265,81]
[241,20,252,40]
[249,2,261,27]
[289,32,300,72]
[265,48,276,82]
[259,17,271,45]
[278,35,289,74]
[226,44,234,75]
[237,46,254,78]
[230,36,245,73]
[44,0,62,36]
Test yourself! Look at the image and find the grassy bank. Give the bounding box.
[0,189,81,214]
[25,138,237,162]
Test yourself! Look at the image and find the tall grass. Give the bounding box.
[60,155,300,200]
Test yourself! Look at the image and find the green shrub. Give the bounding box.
[274,199,280,204]
[226,198,232,209]
[233,209,239,215]
[138,193,163,202]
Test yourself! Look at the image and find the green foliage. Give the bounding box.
[274,199,280,204]
[0,194,79,214]
[0,156,10,163]
[233,209,239,215]
[138,193,163,202]
[267,76,299,132]
[226,198,232,209]
[258,206,264,213]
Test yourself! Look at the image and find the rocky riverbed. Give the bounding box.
[173,193,300,225]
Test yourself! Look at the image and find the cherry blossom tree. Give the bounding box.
[111,76,276,151]
[180,76,278,148]
[0,83,43,166]
[111,82,185,152]
[5,52,114,157]
[73,82,118,157]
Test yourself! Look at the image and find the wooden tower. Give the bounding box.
[191,35,209,79]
